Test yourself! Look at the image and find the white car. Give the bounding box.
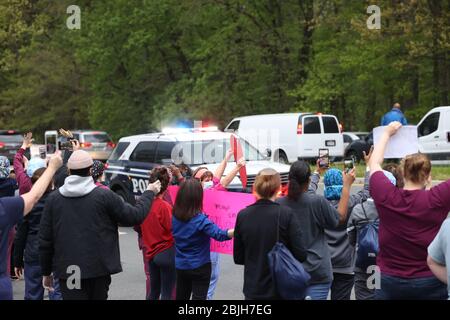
[225,113,344,163]
[104,127,291,202]
[418,106,450,164]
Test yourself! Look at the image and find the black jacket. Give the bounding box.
[13,193,49,267]
[233,199,307,300]
[39,180,154,280]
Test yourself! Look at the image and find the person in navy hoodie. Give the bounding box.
[13,167,62,300]
[172,179,234,300]
[0,156,18,282]
[0,153,62,300]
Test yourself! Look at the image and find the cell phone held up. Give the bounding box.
[344,158,355,173]
[58,140,73,151]
[318,148,330,168]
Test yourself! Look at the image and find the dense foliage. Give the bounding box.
[1,0,448,140]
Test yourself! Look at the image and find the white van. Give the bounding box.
[418,106,450,163]
[224,113,344,163]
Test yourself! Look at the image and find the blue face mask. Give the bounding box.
[203,181,214,190]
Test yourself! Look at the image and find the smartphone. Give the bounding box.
[318,148,330,168]
[39,146,47,159]
[58,140,73,151]
[344,158,355,173]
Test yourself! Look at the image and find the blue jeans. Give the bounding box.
[305,282,331,300]
[207,252,220,300]
[375,273,447,300]
[24,263,62,300]
[0,274,13,300]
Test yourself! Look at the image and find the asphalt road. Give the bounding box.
[12,185,363,300]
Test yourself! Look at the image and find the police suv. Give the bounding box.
[104,127,291,203]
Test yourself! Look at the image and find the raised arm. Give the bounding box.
[220,158,246,188]
[368,122,402,176]
[14,133,33,193]
[336,169,356,224]
[21,153,62,215]
[214,149,233,180]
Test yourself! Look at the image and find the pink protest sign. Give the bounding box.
[166,186,256,255]
[203,189,256,254]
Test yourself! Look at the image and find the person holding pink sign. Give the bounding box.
[172,179,234,300]
[192,149,245,300]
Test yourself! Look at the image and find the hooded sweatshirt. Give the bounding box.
[39,175,155,279]
[324,172,370,274]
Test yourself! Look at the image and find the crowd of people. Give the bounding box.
[1,121,450,301]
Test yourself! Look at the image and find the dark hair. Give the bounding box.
[401,153,431,185]
[69,166,92,177]
[149,167,171,195]
[287,160,311,201]
[383,163,404,188]
[31,167,53,193]
[179,163,193,178]
[253,168,281,199]
[172,179,203,222]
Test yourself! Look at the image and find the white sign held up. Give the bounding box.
[373,125,419,158]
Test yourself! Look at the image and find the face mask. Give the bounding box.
[203,181,214,190]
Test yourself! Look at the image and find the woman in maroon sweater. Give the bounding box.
[368,122,450,300]
[141,167,175,300]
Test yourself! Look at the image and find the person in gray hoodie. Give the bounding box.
[347,169,400,300]
[318,149,372,300]
[39,150,161,300]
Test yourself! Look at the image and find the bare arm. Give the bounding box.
[427,255,448,284]
[214,149,233,179]
[20,152,62,215]
[369,122,402,176]
[337,169,356,224]
[220,158,246,188]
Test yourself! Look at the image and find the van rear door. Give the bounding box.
[321,115,344,157]
[300,115,322,158]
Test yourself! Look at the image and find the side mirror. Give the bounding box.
[265,148,272,158]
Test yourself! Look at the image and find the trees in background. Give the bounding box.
[0,0,448,140]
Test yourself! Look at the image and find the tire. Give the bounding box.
[274,150,289,164]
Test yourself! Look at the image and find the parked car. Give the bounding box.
[0,130,30,163]
[224,113,344,163]
[344,132,373,163]
[418,106,450,163]
[45,130,115,161]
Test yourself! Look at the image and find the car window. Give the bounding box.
[344,135,352,143]
[83,134,111,143]
[0,135,22,143]
[365,133,373,144]
[155,142,177,164]
[175,138,265,165]
[226,121,240,132]
[322,116,339,133]
[130,141,157,163]
[418,112,440,137]
[303,116,321,134]
[109,142,130,161]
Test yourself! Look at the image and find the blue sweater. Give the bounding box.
[381,108,407,126]
[172,213,230,270]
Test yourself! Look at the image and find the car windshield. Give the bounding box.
[83,134,111,143]
[0,135,22,144]
[175,138,267,165]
